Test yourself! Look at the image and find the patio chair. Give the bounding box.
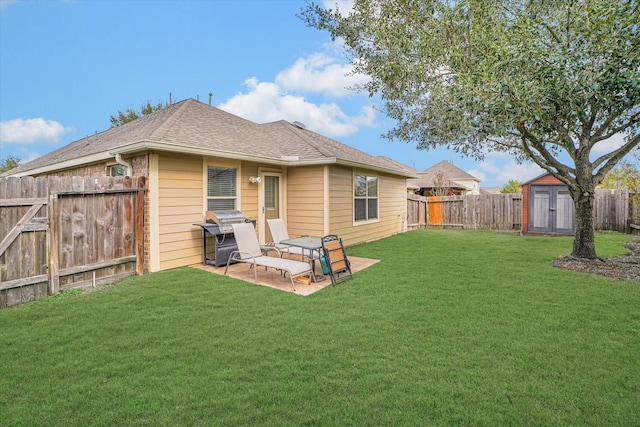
[321,235,352,284]
[225,222,314,291]
[266,218,320,262]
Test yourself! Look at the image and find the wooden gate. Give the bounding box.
[0,177,49,306]
[427,196,445,228]
[0,176,146,308]
[407,193,428,229]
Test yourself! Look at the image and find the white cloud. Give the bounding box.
[0,118,72,144]
[592,132,626,156]
[322,0,354,14]
[469,152,544,187]
[275,53,368,98]
[218,77,376,138]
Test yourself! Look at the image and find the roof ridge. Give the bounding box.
[148,99,194,141]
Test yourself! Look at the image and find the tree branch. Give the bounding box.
[592,133,640,184]
[592,110,640,145]
[517,123,575,186]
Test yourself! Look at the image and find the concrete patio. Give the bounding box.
[191,256,379,296]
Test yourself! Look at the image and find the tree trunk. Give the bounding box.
[571,191,597,259]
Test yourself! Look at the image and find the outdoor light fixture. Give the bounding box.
[249,176,261,184]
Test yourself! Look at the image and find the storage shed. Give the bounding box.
[522,173,575,235]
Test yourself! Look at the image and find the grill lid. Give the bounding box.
[205,210,247,233]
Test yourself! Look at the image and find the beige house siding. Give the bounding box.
[286,165,326,237]
[327,166,353,239]
[329,165,407,246]
[157,154,204,271]
[377,173,408,237]
[154,156,285,271]
[239,161,260,232]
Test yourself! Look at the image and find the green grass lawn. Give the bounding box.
[1,230,639,426]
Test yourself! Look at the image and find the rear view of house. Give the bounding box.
[6,98,416,273]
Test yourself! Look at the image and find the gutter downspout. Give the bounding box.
[114,153,132,177]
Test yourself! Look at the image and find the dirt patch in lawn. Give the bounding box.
[553,241,640,281]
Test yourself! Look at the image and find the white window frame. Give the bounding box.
[353,173,379,225]
[205,163,239,212]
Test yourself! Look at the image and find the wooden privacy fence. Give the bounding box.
[408,189,639,232]
[0,175,146,308]
[593,189,640,232]
[420,193,523,230]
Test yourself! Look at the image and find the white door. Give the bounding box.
[258,172,283,244]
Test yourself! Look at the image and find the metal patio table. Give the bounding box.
[279,236,324,280]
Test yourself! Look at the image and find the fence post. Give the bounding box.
[48,191,60,295]
[135,177,145,275]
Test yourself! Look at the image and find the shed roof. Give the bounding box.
[522,172,562,185]
[7,98,416,178]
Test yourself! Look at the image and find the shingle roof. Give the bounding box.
[407,160,479,188]
[8,98,415,178]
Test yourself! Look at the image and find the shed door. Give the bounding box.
[529,185,574,234]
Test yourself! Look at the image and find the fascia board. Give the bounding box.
[8,152,114,177]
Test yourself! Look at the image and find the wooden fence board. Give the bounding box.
[0,175,146,307]
[406,193,428,229]
[0,204,42,256]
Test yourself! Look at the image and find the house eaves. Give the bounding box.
[8,139,419,179]
[111,140,288,165]
[113,141,415,177]
[333,158,417,178]
[8,152,115,178]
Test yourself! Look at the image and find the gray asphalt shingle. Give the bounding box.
[8,98,414,177]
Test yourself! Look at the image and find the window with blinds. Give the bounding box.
[207,166,237,211]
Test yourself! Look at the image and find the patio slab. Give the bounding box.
[190,256,379,296]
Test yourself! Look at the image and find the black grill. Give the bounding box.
[194,210,254,267]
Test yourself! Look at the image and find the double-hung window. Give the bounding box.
[354,174,378,222]
[207,166,237,211]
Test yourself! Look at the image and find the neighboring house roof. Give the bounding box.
[407,160,480,190]
[7,98,417,178]
[480,187,502,195]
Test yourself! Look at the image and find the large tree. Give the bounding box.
[301,0,640,259]
[0,155,21,174]
[110,100,166,127]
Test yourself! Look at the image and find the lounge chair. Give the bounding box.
[321,235,352,284]
[225,222,314,291]
[266,218,320,261]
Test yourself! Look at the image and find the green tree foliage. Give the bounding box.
[500,179,522,194]
[301,0,640,259]
[110,100,166,127]
[600,159,640,193]
[0,155,21,174]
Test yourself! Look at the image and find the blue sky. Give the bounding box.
[0,0,550,187]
